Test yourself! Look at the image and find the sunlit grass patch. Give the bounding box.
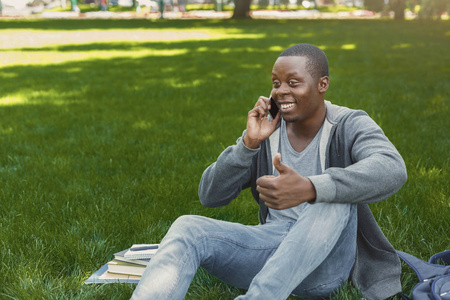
[0,48,191,67]
[0,27,264,50]
[0,95,28,106]
[0,26,267,68]
[340,43,356,50]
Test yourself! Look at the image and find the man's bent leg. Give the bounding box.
[131,215,293,300]
[237,203,356,300]
[291,203,357,298]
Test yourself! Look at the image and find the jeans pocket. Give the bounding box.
[284,220,295,235]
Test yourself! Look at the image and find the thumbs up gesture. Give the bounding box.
[256,153,317,210]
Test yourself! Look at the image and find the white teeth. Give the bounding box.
[281,103,295,109]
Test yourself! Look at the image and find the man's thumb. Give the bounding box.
[273,153,288,174]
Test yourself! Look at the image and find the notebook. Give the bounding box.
[123,244,159,260]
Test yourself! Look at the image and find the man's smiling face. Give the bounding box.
[271,56,326,125]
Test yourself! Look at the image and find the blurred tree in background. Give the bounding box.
[232,0,251,18]
[390,0,406,19]
[15,0,448,20]
[388,0,448,20]
[416,0,448,19]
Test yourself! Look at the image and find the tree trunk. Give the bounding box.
[232,0,252,18]
[392,0,405,20]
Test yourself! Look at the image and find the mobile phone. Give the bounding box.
[269,96,279,119]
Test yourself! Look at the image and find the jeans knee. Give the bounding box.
[166,215,206,242]
[171,215,202,230]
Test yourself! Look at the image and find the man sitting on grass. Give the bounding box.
[131,43,407,300]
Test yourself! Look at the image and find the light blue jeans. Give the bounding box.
[131,202,357,300]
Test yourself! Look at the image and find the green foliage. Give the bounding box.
[417,0,449,19]
[0,18,449,299]
[185,3,216,11]
[315,5,359,12]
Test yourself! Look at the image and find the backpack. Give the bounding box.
[396,250,450,300]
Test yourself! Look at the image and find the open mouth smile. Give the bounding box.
[281,103,295,110]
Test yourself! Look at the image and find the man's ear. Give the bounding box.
[318,76,329,94]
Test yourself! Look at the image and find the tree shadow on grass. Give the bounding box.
[1,19,448,199]
[1,24,448,176]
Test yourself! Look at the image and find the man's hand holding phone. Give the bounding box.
[243,96,281,149]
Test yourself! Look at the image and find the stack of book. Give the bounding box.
[85,244,159,284]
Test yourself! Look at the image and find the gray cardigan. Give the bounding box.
[199,101,407,300]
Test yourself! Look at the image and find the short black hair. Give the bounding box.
[279,44,329,80]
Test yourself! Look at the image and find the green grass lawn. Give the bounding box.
[0,18,448,299]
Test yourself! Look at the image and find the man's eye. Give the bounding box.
[289,81,298,85]
[273,82,280,87]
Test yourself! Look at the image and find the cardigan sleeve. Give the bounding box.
[309,111,407,204]
[198,132,260,208]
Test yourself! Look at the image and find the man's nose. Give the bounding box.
[277,83,290,95]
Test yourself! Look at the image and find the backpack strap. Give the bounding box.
[429,250,450,266]
[397,250,450,282]
[397,292,412,300]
